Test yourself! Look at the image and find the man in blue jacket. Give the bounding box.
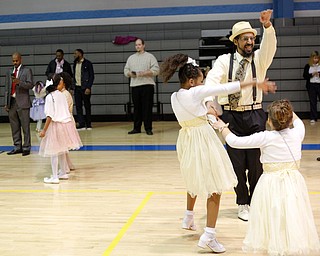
[73,49,94,130]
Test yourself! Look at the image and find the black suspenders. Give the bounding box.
[229,53,257,103]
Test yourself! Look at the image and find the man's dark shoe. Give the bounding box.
[22,150,30,156]
[128,129,141,134]
[7,149,22,155]
[146,130,153,135]
[317,157,320,161]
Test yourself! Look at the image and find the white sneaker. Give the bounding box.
[44,176,59,184]
[58,173,69,180]
[310,120,316,125]
[182,214,196,231]
[86,127,92,130]
[198,232,226,253]
[238,204,249,221]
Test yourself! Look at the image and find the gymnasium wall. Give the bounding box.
[0,1,319,120]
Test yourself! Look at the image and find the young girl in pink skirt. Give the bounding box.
[58,72,77,173]
[39,74,82,184]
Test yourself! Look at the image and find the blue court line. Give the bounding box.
[0,144,319,152]
[1,2,319,24]
[0,3,272,23]
[0,3,318,24]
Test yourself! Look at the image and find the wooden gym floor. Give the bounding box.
[0,120,319,256]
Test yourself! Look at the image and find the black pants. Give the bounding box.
[131,84,154,132]
[308,82,320,121]
[222,108,267,205]
[74,86,91,128]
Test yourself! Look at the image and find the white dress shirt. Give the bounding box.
[205,25,277,106]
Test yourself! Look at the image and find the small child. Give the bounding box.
[215,99,320,255]
[160,53,276,253]
[30,81,46,132]
[58,72,76,172]
[39,74,82,184]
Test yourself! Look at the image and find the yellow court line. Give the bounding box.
[102,192,154,256]
[0,189,185,194]
[0,189,319,195]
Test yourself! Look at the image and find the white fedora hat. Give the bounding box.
[229,21,257,42]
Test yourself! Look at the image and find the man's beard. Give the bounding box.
[238,44,253,58]
[74,56,80,62]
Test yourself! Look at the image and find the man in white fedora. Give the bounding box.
[205,10,277,222]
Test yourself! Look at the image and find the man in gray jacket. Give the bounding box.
[4,52,34,156]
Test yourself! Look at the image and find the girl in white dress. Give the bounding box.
[39,74,82,184]
[160,53,276,253]
[58,72,76,173]
[215,99,320,255]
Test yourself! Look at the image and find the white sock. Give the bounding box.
[204,227,216,236]
[185,210,194,216]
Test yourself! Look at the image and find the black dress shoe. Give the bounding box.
[7,149,22,155]
[146,130,153,135]
[128,129,141,134]
[317,157,320,161]
[22,150,30,156]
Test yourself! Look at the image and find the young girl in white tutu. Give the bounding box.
[160,53,276,253]
[30,81,46,132]
[215,99,320,255]
[39,74,82,184]
[58,72,76,173]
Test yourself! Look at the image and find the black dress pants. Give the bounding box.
[74,86,91,128]
[308,82,320,121]
[131,84,154,132]
[221,108,267,205]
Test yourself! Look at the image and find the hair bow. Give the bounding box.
[187,57,199,67]
[45,79,53,89]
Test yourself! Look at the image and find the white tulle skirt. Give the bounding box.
[243,161,320,255]
[176,116,237,198]
[39,120,83,157]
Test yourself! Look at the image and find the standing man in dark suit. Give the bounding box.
[4,52,34,156]
[45,49,73,79]
[73,49,94,130]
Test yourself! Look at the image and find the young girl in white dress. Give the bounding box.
[58,72,76,173]
[39,74,82,184]
[215,99,320,255]
[160,53,276,253]
[30,81,46,132]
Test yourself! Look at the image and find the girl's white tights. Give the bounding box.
[50,155,59,179]
[36,120,42,131]
[66,153,75,170]
[50,153,69,178]
[58,153,69,175]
